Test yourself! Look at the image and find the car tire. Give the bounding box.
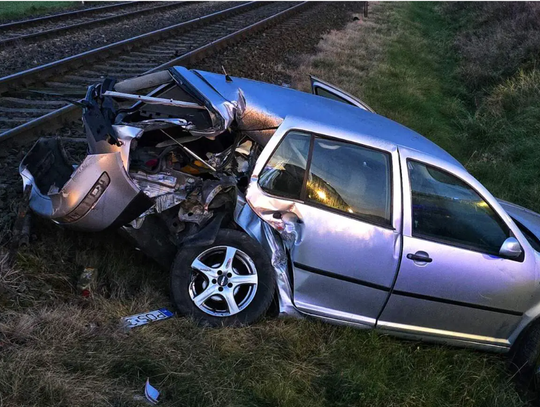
[170,229,275,327]
[510,319,540,387]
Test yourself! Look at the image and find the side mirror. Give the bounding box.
[499,237,523,259]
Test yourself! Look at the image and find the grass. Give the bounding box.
[1,2,539,406]
[0,221,526,406]
[439,3,540,97]
[454,69,540,211]
[437,3,540,213]
[0,1,77,21]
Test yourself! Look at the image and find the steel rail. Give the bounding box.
[0,2,261,95]
[0,2,190,48]
[0,2,310,145]
[0,2,143,31]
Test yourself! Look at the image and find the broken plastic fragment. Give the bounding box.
[145,378,160,405]
[122,308,174,329]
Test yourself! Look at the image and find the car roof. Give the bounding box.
[188,68,464,169]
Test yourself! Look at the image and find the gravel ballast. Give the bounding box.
[196,2,364,86]
[0,1,238,78]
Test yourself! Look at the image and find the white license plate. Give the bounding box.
[122,308,174,329]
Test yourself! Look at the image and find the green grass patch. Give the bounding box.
[362,2,540,213]
[361,3,466,156]
[455,69,540,211]
[0,1,77,21]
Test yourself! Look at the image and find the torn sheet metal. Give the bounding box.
[234,194,301,318]
[122,308,174,329]
[130,172,177,196]
[131,172,187,215]
[103,90,205,110]
[171,67,236,139]
[178,193,212,224]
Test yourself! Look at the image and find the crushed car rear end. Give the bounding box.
[19,67,294,324]
[19,68,269,260]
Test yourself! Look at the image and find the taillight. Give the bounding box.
[61,172,110,223]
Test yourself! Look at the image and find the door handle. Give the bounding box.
[406,252,432,263]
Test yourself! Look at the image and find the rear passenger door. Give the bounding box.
[378,148,538,347]
[247,118,402,326]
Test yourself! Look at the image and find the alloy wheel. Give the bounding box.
[189,245,258,317]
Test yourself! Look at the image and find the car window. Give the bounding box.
[315,87,354,106]
[306,137,392,225]
[258,131,310,200]
[408,160,509,255]
[512,218,540,252]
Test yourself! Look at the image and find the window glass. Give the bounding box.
[258,132,310,200]
[513,218,540,252]
[315,87,354,106]
[408,160,509,254]
[306,138,392,225]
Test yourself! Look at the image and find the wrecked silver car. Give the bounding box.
[19,66,540,379]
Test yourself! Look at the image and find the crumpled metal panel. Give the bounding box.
[245,180,305,245]
[171,67,237,139]
[21,150,141,231]
[130,172,187,217]
[172,67,283,142]
[234,194,302,318]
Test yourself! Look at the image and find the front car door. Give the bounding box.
[247,117,402,327]
[378,147,540,350]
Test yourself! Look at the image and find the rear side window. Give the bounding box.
[258,131,310,200]
[306,138,392,225]
[408,160,509,255]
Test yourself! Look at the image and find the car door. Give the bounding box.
[310,76,375,112]
[246,117,402,326]
[377,147,539,348]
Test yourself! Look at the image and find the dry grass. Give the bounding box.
[0,252,28,305]
[290,3,393,99]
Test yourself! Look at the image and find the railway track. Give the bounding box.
[0,2,191,48]
[0,1,310,145]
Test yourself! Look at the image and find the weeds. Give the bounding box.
[441,2,540,96]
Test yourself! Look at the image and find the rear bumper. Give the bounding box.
[20,138,152,231]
